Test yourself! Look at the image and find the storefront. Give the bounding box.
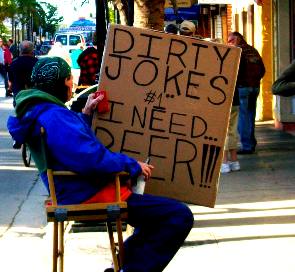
[165,0,273,121]
[164,1,229,42]
[273,0,295,130]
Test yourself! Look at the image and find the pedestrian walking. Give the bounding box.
[228,32,265,154]
[7,38,19,59]
[8,40,38,106]
[0,38,11,97]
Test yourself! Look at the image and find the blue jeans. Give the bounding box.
[0,64,8,92]
[238,86,259,151]
[124,193,194,272]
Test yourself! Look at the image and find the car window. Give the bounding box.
[55,35,67,46]
[69,35,81,46]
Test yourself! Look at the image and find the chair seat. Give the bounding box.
[46,202,128,222]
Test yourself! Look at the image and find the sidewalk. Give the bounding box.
[1,81,295,271]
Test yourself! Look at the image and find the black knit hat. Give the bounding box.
[31,56,71,92]
[165,24,178,34]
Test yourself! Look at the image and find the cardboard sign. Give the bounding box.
[93,24,241,207]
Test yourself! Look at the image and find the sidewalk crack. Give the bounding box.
[0,174,40,238]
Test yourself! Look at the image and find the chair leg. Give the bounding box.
[58,222,64,272]
[53,221,58,272]
[116,219,125,266]
[106,222,120,272]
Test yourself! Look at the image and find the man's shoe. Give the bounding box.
[229,161,240,171]
[237,149,254,155]
[221,163,231,174]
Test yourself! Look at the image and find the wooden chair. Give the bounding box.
[40,127,128,272]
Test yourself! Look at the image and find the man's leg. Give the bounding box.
[238,87,253,152]
[123,193,194,272]
[248,87,259,151]
[0,65,9,96]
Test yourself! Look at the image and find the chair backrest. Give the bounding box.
[40,127,79,206]
[38,127,127,208]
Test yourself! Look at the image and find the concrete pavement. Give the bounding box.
[1,81,295,272]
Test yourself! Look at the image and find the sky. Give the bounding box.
[40,0,96,26]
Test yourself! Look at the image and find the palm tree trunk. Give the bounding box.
[133,0,165,30]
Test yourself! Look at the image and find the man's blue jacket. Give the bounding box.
[7,89,141,204]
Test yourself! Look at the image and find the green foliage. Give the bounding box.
[108,1,115,23]
[0,0,17,21]
[0,0,63,38]
[39,2,63,36]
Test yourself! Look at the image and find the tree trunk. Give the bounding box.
[133,0,165,30]
[114,0,128,25]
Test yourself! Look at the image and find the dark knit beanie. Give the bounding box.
[165,24,178,34]
[31,56,71,93]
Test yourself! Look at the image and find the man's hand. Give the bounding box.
[82,92,104,115]
[138,161,154,181]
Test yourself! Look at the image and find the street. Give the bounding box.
[1,80,295,272]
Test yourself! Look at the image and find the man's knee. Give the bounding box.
[172,202,194,232]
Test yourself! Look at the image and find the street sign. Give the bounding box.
[197,0,233,3]
[165,0,192,8]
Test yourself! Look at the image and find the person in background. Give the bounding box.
[165,24,178,34]
[228,31,265,154]
[70,42,84,93]
[3,41,13,97]
[3,41,13,71]
[48,41,72,67]
[0,38,10,97]
[7,56,194,272]
[77,38,99,86]
[215,37,241,174]
[7,38,18,59]
[8,40,38,106]
[179,20,196,36]
[221,86,240,173]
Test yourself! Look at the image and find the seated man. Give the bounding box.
[7,57,194,272]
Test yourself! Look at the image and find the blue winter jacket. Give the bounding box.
[7,89,141,204]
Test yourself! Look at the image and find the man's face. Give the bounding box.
[0,39,3,47]
[65,74,74,101]
[227,35,238,46]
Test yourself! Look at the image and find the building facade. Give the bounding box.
[273,0,295,130]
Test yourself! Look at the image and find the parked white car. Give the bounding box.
[53,32,85,53]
